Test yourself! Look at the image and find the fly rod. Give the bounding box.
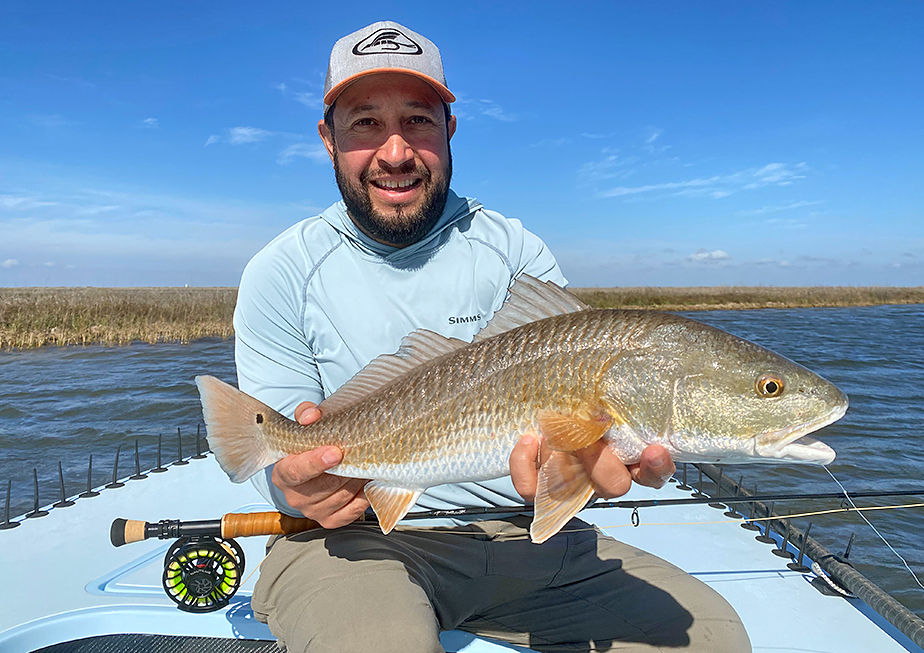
[111,487,924,615]
[111,488,924,547]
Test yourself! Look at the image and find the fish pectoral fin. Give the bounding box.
[364,482,422,535]
[530,451,595,544]
[537,408,613,452]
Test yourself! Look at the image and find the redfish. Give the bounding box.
[197,276,846,543]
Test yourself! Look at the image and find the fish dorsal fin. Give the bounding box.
[318,329,468,415]
[473,275,590,343]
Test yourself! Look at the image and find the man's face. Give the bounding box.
[318,73,456,248]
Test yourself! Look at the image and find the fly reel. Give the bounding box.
[162,535,245,613]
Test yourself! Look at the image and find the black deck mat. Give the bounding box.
[33,634,280,653]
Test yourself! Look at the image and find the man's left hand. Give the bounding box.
[508,435,675,502]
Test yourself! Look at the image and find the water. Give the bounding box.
[0,306,922,616]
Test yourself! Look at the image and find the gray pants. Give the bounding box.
[251,516,751,653]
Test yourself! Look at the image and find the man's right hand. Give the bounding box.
[270,401,371,529]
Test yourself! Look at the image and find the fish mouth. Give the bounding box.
[753,402,847,464]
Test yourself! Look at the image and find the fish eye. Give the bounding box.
[756,374,785,397]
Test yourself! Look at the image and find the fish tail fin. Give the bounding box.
[195,375,282,483]
[530,451,596,544]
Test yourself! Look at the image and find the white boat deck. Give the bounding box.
[0,454,920,652]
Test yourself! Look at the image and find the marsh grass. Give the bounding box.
[2,286,923,349]
[0,287,236,349]
[570,286,924,311]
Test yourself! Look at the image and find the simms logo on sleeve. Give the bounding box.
[353,29,423,56]
[449,314,482,325]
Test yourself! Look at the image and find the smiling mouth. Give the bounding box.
[370,178,422,192]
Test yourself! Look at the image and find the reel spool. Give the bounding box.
[162,535,245,613]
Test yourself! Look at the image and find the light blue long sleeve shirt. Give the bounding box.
[233,190,566,522]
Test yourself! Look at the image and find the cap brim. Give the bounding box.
[324,68,456,109]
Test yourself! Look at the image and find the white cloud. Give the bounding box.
[0,195,59,210]
[28,114,79,128]
[228,126,272,145]
[275,81,323,110]
[207,126,313,148]
[277,143,329,165]
[688,249,731,262]
[454,96,518,122]
[645,128,664,144]
[294,92,322,109]
[738,200,823,216]
[598,162,810,200]
[578,152,640,182]
[747,162,807,187]
[142,118,159,128]
[1,259,19,268]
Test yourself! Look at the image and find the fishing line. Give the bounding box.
[390,501,924,538]
[823,466,924,592]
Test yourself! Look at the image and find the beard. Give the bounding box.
[334,149,452,248]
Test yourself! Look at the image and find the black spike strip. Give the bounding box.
[53,461,75,508]
[151,435,168,473]
[843,532,856,561]
[772,518,794,559]
[788,522,813,572]
[740,484,761,531]
[724,476,744,519]
[26,469,49,518]
[173,427,189,465]
[79,455,100,498]
[676,463,691,491]
[755,501,777,544]
[106,445,125,489]
[130,439,148,480]
[1,480,19,530]
[691,467,706,498]
[708,466,726,509]
[191,424,208,459]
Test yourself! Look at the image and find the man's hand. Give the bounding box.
[270,401,370,529]
[508,434,675,502]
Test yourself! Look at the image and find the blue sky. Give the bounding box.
[1,1,922,287]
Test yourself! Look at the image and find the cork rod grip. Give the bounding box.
[221,512,320,539]
[110,518,147,547]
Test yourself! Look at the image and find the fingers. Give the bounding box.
[271,447,371,528]
[309,478,371,528]
[273,447,342,487]
[574,441,633,499]
[628,444,675,489]
[509,433,541,501]
[295,401,322,426]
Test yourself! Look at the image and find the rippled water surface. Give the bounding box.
[1,305,922,616]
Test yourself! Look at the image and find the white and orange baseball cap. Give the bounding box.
[323,21,455,114]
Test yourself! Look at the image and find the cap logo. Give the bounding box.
[352,28,423,56]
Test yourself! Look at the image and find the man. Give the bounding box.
[235,21,751,652]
